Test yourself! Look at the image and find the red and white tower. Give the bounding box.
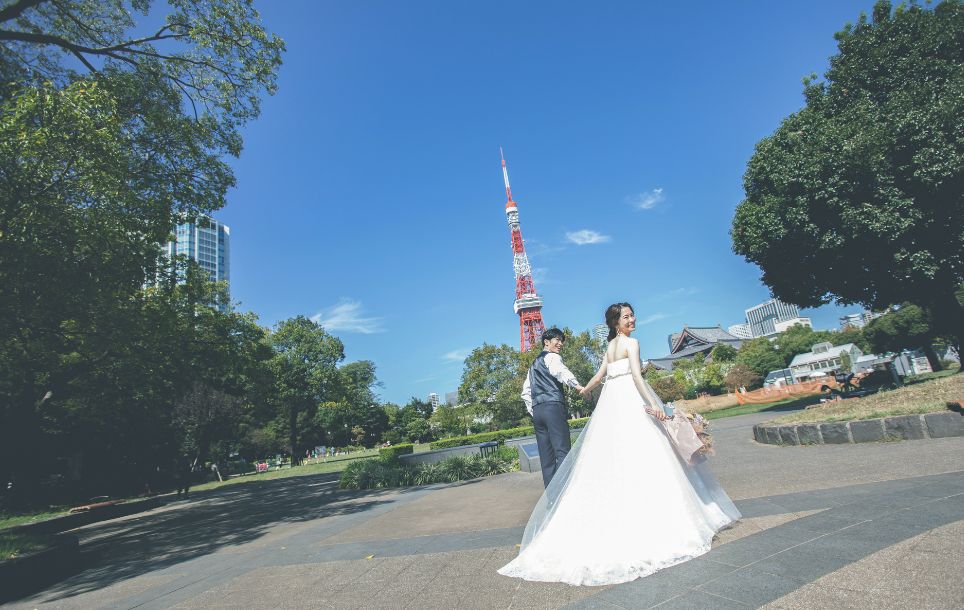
[500,148,545,351]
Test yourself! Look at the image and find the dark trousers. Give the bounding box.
[532,400,571,487]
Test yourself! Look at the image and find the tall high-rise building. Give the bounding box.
[745,298,800,338]
[163,216,230,285]
[592,323,609,344]
[428,393,440,411]
[727,323,752,340]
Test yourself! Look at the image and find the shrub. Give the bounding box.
[338,450,519,490]
[429,418,589,450]
[378,443,414,461]
[724,364,763,392]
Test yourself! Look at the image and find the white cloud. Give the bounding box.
[442,348,470,362]
[660,287,700,299]
[311,299,385,334]
[565,229,612,245]
[637,312,669,325]
[630,187,665,210]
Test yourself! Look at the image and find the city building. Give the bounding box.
[745,298,802,338]
[788,342,864,381]
[647,326,744,371]
[444,391,458,407]
[727,323,752,340]
[428,393,440,411]
[774,317,812,333]
[162,216,230,285]
[593,323,609,345]
[839,310,886,330]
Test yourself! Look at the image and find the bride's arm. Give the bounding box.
[627,339,668,420]
[581,360,608,395]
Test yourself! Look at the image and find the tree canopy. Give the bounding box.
[731,0,963,353]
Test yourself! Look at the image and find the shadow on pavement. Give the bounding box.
[2,471,420,604]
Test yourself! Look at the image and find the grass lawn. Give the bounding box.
[0,507,69,532]
[766,372,963,425]
[0,530,50,561]
[698,395,825,420]
[191,454,378,493]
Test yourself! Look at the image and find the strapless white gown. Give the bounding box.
[498,358,740,586]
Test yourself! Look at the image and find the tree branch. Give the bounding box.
[0,0,46,25]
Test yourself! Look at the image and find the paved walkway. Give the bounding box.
[4,410,963,609]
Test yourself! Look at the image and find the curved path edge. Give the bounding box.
[753,411,963,446]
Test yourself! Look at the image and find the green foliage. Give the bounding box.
[646,371,687,402]
[724,364,763,391]
[0,1,284,501]
[429,418,589,450]
[459,343,528,430]
[863,304,944,369]
[735,337,786,377]
[709,344,738,363]
[731,0,963,352]
[338,449,518,490]
[378,443,414,461]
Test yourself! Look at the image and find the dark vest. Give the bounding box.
[529,351,565,406]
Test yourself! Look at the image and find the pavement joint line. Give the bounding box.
[698,589,753,607]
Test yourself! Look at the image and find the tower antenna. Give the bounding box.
[499,149,545,351]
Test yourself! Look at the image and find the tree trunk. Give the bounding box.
[922,343,943,372]
[288,406,300,466]
[930,290,963,370]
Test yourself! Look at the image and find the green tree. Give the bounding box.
[268,317,344,464]
[731,0,963,355]
[0,0,282,497]
[772,325,836,367]
[724,364,763,392]
[735,337,786,377]
[709,343,738,363]
[862,304,944,368]
[458,343,527,430]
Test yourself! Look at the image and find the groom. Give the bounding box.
[522,328,585,487]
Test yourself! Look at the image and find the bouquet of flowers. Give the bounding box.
[683,411,714,457]
[652,402,715,463]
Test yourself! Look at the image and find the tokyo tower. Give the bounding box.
[500,148,545,352]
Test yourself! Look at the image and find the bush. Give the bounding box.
[649,375,686,402]
[378,443,414,461]
[724,364,763,392]
[429,418,590,450]
[338,450,518,490]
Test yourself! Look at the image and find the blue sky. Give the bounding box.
[218,0,874,404]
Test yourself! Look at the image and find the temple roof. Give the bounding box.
[668,326,741,354]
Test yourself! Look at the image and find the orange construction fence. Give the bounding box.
[735,379,838,405]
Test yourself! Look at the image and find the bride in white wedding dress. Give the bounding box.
[498,302,740,586]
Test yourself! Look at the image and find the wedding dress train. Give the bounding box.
[498,358,740,586]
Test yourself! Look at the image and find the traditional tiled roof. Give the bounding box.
[667,326,741,355]
[647,326,743,371]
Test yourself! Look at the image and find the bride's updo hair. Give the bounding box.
[605,302,634,341]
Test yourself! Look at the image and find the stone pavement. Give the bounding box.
[4,409,963,609]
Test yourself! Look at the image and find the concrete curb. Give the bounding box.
[0,533,79,602]
[752,411,963,446]
[6,496,165,537]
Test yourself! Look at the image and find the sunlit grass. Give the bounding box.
[0,530,50,560]
[768,373,963,425]
[0,508,69,532]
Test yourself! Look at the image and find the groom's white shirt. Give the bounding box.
[521,353,580,415]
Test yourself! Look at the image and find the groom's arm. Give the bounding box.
[545,353,584,392]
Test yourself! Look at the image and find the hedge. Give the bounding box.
[378,443,414,461]
[340,446,519,490]
[429,417,591,450]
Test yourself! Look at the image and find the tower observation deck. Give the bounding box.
[500,149,545,351]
